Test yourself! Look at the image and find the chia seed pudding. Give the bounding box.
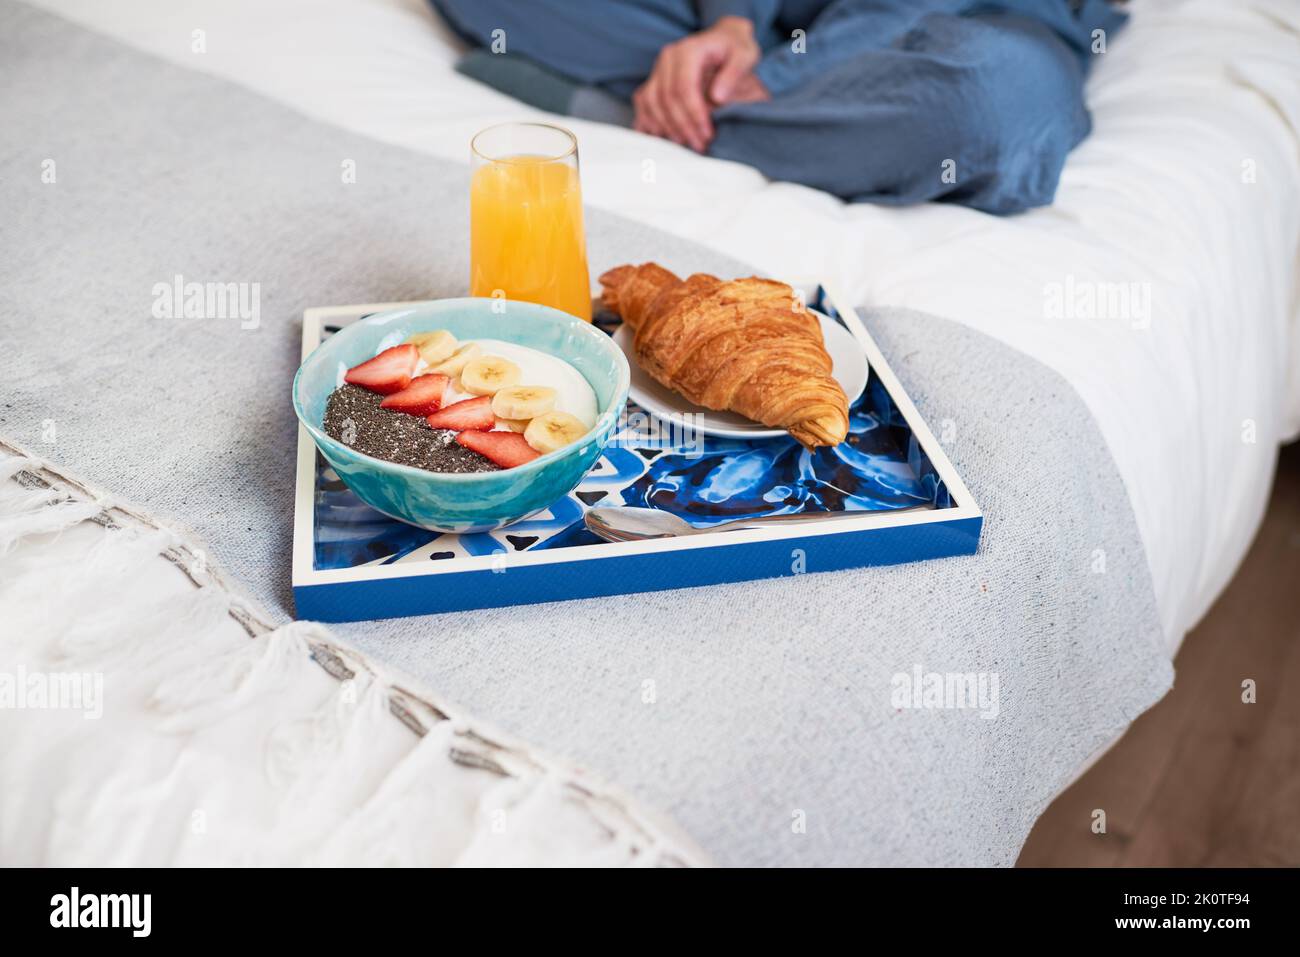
[323,384,499,474]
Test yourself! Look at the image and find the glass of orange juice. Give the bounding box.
[470,122,592,323]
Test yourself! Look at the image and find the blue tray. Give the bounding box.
[292,290,981,621]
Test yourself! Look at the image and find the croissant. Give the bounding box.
[599,263,850,448]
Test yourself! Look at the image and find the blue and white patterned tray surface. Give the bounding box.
[314,294,953,571]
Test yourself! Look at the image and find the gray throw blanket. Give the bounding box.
[0,0,1172,866]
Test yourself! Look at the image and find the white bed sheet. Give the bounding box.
[32,0,1300,655]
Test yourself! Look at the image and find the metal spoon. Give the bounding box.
[584,504,932,543]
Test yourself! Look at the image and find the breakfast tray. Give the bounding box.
[291,289,982,621]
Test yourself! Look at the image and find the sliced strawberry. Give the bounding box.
[426,395,494,432]
[380,373,450,416]
[344,344,418,395]
[455,430,541,469]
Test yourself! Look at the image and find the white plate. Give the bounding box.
[612,310,869,440]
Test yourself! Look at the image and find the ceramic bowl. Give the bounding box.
[292,298,630,533]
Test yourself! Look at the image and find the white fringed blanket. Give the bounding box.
[0,443,705,866]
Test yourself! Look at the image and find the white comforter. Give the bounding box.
[35,0,1300,654]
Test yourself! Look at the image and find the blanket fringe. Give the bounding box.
[0,439,706,867]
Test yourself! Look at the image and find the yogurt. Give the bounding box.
[419,338,598,430]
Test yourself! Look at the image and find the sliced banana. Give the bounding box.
[430,342,481,377]
[406,330,457,365]
[461,355,521,396]
[497,416,531,433]
[492,385,557,420]
[524,411,589,454]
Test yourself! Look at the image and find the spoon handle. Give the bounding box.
[710,504,932,533]
[584,503,934,543]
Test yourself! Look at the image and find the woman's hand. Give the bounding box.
[633,16,768,152]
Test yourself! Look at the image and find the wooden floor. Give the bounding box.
[1018,441,1300,867]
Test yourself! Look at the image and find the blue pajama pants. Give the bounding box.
[432,0,1122,213]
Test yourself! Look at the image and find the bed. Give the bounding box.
[36,0,1300,650]
[5,0,1299,865]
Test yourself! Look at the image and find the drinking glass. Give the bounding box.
[470,122,592,322]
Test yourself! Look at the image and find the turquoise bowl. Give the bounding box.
[292,298,630,533]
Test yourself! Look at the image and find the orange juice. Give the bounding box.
[470,156,592,322]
